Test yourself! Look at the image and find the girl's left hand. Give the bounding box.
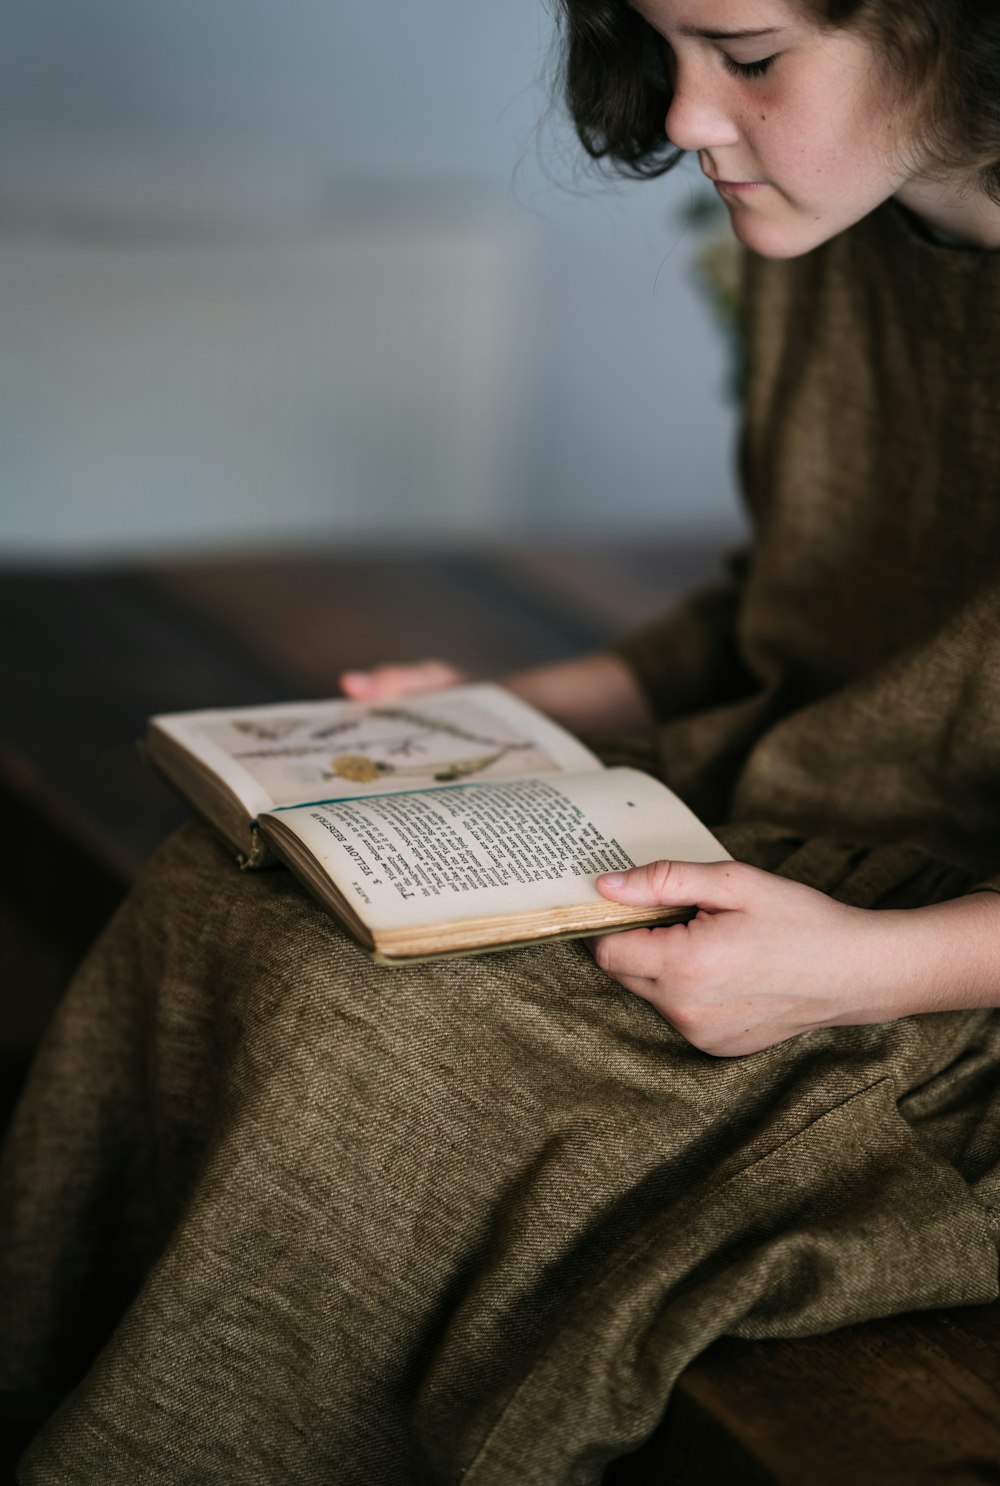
[592,860,900,1057]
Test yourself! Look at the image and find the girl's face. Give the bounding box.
[631,0,919,257]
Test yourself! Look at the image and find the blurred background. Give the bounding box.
[0,0,741,558]
[0,0,744,1123]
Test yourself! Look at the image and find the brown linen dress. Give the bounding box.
[2,201,1000,1486]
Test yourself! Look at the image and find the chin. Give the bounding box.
[727,210,835,261]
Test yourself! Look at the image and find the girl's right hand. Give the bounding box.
[339,659,468,701]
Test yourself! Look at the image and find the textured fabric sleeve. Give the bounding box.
[608,547,754,724]
[716,822,1000,911]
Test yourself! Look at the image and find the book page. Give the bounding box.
[261,767,729,936]
[150,684,602,819]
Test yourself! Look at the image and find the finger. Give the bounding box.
[606,970,659,1004]
[590,923,689,980]
[364,665,425,698]
[597,967,687,1036]
[340,669,377,697]
[340,661,456,701]
[596,858,742,912]
[403,659,467,692]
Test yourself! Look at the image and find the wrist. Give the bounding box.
[503,652,653,734]
[852,892,1000,1021]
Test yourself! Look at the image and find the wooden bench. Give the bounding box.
[1,549,998,1484]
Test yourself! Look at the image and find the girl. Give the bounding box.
[3,2,1000,1482]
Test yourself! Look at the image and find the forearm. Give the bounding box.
[853,891,1000,1021]
[341,648,654,734]
[502,651,654,735]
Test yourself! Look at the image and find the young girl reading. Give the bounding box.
[3,1,999,1482]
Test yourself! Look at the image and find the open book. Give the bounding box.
[146,684,729,963]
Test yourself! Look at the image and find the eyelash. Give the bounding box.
[723,54,777,80]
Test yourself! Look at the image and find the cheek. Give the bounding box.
[756,101,891,204]
[783,73,907,196]
[738,90,833,182]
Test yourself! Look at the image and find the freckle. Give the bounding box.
[760,113,766,121]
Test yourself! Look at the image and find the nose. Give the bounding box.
[664,62,742,153]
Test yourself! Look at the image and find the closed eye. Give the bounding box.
[723,54,777,80]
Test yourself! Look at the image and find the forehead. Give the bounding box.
[632,0,806,33]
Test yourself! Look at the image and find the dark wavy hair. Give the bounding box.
[556,0,1000,201]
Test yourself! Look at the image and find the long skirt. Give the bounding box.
[1,822,999,1485]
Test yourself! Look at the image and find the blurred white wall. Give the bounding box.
[0,0,741,558]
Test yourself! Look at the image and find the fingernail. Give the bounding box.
[600,872,626,886]
[342,671,370,689]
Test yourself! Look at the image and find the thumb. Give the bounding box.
[596,858,740,910]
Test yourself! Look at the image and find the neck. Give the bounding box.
[894,170,1000,250]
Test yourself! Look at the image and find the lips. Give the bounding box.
[712,179,768,194]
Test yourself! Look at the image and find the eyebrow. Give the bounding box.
[677,25,783,39]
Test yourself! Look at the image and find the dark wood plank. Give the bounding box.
[663,1304,1000,1485]
[0,568,304,880]
[152,548,598,693]
[0,750,128,1125]
[150,542,715,693]
[604,1300,1000,1484]
[493,537,735,637]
